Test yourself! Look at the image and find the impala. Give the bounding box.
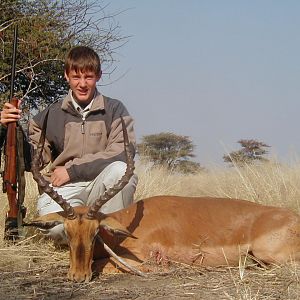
[25,113,300,282]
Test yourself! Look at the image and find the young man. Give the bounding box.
[0,46,138,243]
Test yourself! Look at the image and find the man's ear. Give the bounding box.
[97,70,102,81]
[64,71,70,83]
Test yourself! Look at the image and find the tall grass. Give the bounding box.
[0,173,39,243]
[135,159,300,212]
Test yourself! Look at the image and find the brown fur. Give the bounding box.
[32,196,300,282]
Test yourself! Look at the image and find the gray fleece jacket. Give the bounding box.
[28,90,136,182]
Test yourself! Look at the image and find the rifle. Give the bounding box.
[3,25,26,240]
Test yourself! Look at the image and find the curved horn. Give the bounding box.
[86,117,135,218]
[96,235,146,277]
[31,110,76,220]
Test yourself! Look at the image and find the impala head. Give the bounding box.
[26,112,135,282]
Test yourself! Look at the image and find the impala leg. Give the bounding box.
[251,213,300,264]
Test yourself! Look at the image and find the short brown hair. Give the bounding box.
[65,46,101,75]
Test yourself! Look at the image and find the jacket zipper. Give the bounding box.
[81,115,86,157]
[81,112,87,134]
[81,120,85,134]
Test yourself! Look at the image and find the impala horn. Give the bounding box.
[31,110,76,219]
[86,117,135,219]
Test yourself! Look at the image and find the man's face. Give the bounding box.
[65,69,101,105]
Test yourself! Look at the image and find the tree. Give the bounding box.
[223,139,270,166]
[0,0,127,119]
[173,160,204,174]
[137,132,203,174]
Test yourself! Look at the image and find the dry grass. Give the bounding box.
[136,159,300,212]
[1,159,300,299]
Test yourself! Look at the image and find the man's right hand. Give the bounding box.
[0,101,21,126]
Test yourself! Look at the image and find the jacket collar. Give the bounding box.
[61,89,105,113]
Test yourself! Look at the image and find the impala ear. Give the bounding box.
[100,217,136,239]
[23,212,66,230]
[23,220,63,230]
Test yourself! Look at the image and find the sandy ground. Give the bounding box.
[0,242,299,300]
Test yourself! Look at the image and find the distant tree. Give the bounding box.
[173,160,204,174]
[0,0,127,120]
[137,132,203,174]
[223,139,270,166]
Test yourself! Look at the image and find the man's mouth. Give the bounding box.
[77,90,88,95]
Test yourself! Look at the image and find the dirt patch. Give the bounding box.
[0,243,299,300]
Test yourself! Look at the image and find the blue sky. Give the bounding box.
[100,1,300,166]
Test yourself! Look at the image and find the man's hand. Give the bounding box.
[0,101,21,126]
[51,167,70,187]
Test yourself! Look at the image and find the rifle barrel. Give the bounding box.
[9,25,18,102]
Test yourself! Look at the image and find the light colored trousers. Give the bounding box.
[37,161,138,244]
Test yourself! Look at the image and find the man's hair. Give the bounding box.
[65,46,101,75]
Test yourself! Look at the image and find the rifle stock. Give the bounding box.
[3,98,19,239]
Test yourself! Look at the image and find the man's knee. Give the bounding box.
[103,161,127,184]
[98,163,138,214]
[106,161,138,200]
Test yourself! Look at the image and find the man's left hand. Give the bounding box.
[51,167,70,187]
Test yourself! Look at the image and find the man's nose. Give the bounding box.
[78,78,87,87]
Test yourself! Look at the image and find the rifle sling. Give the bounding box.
[16,126,26,214]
